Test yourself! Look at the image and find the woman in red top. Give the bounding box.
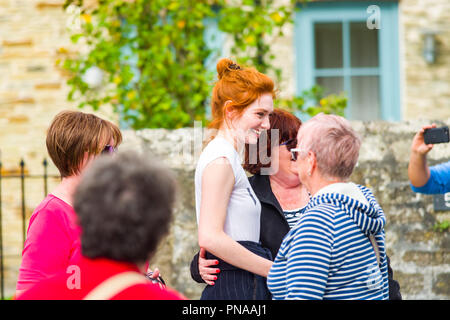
[17,152,184,300]
[16,110,122,297]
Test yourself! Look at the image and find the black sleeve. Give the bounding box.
[190,251,206,284]
[387,255,402,300]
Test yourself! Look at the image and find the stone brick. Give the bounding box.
[432,273,450,296]
[403,250,450,267]
[382,205,428,225]
[35,1,65,9]
[403,230,439,244]
[8,115,29,124]
[394,271,425,295]
[2,39,33,47]
[26,65,46,73]
[401,0,450,121]
[34,82,61,90]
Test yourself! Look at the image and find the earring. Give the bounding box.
[307,170,312,176]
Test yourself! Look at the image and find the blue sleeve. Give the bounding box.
[284,209,334,300]
[410,161,450,194]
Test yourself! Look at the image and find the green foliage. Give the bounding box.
[62,0,346,129]
[217,0,294,79]
[433,220,450,233]
[276,85,347,117]
[63,0,217,129]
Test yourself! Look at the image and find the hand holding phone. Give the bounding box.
[411,124,438,156]
[423,126,450,145]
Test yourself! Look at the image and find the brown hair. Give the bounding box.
[209,58,276,134]
[244,108,301,175]
[46,110,122,178]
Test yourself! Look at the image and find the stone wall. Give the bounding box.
[116,119,449,300]
[1,121,449,299]
[400,0,450,120]
[350,119,450,299]
[0,0,116,174]
[0,0,116,298]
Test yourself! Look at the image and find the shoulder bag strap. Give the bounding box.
[368,235,381,265]
[83,271,149,300]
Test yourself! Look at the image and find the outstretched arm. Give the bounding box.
[408,124,435,187]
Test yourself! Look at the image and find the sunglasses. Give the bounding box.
[290,148,308,161]
[101,145,117,155]
[280,138,297,150]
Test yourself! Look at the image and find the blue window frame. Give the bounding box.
[204,18,227,74]
[295,1,400,121]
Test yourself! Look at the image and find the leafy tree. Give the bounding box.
[277,85,347,118]
[62,0,346,129]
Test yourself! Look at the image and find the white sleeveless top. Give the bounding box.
[195,136,261,242]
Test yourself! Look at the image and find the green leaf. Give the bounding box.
[63,0,317,129]
[70,34,84,43]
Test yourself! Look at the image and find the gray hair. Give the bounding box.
[297,113,361,180]
[74,151,176,264]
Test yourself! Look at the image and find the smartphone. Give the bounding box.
[423,126,450,144]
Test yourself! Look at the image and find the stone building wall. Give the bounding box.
[0,0,115,297]
[270,0,450,120]
[0,0,449,299]
[400,0,450,120]
[0,0,116,173]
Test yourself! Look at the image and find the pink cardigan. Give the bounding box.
[16,194,81,292]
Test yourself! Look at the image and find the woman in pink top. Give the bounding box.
[16,110,122,297]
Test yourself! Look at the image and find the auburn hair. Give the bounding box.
[244,108,301,175]
[209,58,276,135]
[46,110,122,178]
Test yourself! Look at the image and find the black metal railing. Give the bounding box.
[0,158,59,299]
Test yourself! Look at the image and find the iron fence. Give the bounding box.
[0,158,60,299]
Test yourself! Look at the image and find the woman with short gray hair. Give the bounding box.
[267,113,389,300]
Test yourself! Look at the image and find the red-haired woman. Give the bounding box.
[192,108,310,297]
[194,58,276,299]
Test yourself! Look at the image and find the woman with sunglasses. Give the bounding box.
[17,152,184,300]
[190,109,308,289]
[268,113,390,300]
[245,109,310,261]
[15,110,122,297]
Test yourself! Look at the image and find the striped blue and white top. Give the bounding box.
[283,206,307,229]
[267,183,389,300]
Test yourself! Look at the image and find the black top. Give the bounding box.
[248,173,290,260]
[190,173,402,300]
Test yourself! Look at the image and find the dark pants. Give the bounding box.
[200,241,272,300]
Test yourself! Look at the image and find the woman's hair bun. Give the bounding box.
[216,58,241,79]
